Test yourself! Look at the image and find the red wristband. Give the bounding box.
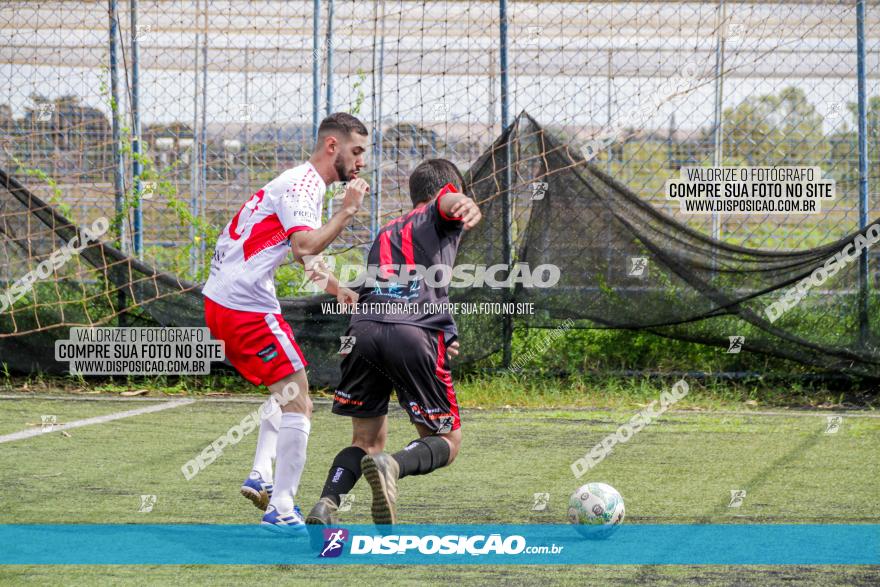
[436,183,464,221]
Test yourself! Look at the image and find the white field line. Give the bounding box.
[0,398,195,444]
[670,409,880,419]
[0,395,876,418]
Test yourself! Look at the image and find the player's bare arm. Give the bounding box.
[301,253,359,306]
[439,191,482,229]
[290,178,370,261]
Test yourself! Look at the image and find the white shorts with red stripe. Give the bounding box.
[204,296,307,386]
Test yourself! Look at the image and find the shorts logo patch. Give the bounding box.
[256,343,278,362]
[337,335,356,355]
[437,417,454,434]
[334,391,364,406]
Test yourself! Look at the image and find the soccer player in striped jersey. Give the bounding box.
[203,113,369,531]
[306,158,481,528]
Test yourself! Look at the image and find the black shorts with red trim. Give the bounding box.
[331,320,461,434]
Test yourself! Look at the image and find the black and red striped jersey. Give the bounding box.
[350,184,464,341]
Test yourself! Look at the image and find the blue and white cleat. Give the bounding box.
[261,505,307,535]
[241,472,273,511]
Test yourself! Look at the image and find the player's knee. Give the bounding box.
[352,439,384,454]
[351,433,385,454]
[440,430,461,464]
[271,373,310,414]
[375,429,388,450]
[281,391,312,417]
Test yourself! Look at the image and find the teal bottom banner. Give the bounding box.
[0,524,877,565]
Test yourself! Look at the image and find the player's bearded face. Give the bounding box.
[331,132,367,182]
[333,150,354,182]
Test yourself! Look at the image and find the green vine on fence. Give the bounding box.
[4,150,74,220]
[98,70,219,281]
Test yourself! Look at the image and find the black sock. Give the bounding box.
[392,436,451,479]
[320,446,367,505]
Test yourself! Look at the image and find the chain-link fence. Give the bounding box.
[2,1,877,274]
[1,1,878,376]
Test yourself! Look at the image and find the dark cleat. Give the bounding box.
[361,452,399,525]
[306,496,339,526]
[305,496,340,551]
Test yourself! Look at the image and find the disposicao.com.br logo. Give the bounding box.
[327,529,563,557]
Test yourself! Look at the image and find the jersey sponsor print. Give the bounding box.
[203,162,326,313]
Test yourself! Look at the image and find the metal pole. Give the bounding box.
[108,0,127,326]
[108,0,125,252]
[326,0,334,116]
[325,0,335,219]
[499,0,513,368]
[856,0,870,344]
[604,48,614,285]
[190,32,199,276]
[375,6,385,238]
[607,47,612,174]
[369,0,383,240]
[200,0,208,268]
[244,45,250,193]
[488,48,496,132]
[312,0,321,145]
[130,0,143,259]
[500,0,510,135]
[711,0,726,244]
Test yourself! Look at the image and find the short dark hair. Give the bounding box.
[408,158,465,206]
[317,112,368,144]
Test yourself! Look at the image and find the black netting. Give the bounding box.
[2,113,878,384]
[502,113,878,378]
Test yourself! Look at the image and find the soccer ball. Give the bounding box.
[566,482,625,539]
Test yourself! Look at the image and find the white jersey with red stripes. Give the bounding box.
[203,162,326,313]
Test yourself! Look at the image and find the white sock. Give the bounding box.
[251,397,281,482]
[268,412,311,514]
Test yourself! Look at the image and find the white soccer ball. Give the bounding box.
[566,482,625,539]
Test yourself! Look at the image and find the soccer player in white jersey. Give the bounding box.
[202,113,369,531]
